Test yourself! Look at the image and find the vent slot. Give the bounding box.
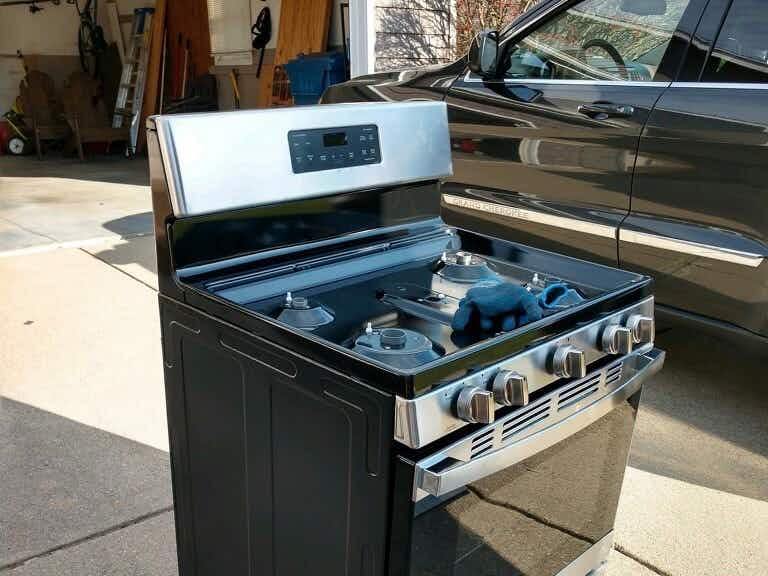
[501,401,552,442]
[557,376,600,411]
[605,363,623,386]
[470,429,495,458]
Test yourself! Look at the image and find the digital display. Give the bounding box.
[323,132,347,147]
[288,124,379,174]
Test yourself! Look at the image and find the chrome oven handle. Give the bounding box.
[415,348,665,499]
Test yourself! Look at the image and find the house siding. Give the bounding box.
[374,1,456,71]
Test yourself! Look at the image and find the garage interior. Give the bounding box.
[0,0,458,159]
[0,0,354,159]
[0,0,459,252]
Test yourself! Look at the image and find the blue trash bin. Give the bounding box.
[284,52,346,105]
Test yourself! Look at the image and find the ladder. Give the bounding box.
[112,7,154,155]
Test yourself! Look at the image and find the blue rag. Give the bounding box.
[452,283,543,333]
[538,283,584,309]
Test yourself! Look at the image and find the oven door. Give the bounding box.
[389,348,664,576]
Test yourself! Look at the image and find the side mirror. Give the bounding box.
[468,30,500,77]
[620,0,667,16]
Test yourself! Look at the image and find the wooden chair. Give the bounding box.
[61,71,128,160]
[19,70,70,159]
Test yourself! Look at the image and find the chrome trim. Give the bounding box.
[394,297,654,449]
[443,193,616,239]
[153,119,184,216]
[671,82,768,90]
[555,532,613,576]
[413,348,664,501]
[462,70,666,88]
[151,102,452,217]
[619,229,765,268]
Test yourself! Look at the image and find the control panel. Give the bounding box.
[288,124,381,174]
[393,297,655,448]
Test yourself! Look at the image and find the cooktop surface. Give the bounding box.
[243,249,602,369]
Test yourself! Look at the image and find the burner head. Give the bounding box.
[277,296,334,330]
[439,251,499,283]
[353,328,441,369]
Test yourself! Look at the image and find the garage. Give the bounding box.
[0,0,464,254]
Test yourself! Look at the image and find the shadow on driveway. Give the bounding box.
[0,155,149,187]
[629,325,768,502]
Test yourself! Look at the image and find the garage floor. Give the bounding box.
[0,155,151,253]
[1,155,766,576]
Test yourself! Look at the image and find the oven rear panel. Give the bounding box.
[391,391,639,575]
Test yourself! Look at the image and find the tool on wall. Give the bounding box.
[181,37,190,98]
[251,6,272,78]
[228,70,241,110]
[340,3,350,80]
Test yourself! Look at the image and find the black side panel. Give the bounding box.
[161,296,394,576]
[148,128,184,301]
[183,338,249,575]
[272,383,350,574]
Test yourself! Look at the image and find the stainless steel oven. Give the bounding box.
[149,101,665,576]
[390,349,663,576]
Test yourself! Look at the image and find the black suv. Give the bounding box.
[324,0,767,343]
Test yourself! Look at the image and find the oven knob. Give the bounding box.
[626,315,655,344]
[601,325,633,355]
[492,371,529,407]
[551,345,586,379]
[455,387,495,424]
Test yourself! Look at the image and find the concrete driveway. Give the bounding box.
[1,155,766,575]
[0,155,151,254]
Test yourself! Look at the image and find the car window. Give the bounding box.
[701,0,768,83]
[502,0,692,82]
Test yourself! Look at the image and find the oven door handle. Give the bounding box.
[415,348,665,499]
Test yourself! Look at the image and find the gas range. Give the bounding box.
[199,228,655,448]
[148,101,664,576]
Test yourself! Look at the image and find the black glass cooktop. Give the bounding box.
[245,249,601,368]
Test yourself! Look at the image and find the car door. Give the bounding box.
[620,0,768,336]
[441,0,704,267]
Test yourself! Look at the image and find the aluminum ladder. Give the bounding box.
[112,7,154,155]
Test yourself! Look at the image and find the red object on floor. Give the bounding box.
[0,120,10,154]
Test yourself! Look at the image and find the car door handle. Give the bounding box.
[578,103,635,119]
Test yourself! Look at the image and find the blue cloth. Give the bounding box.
[452,283,543,333]
[538,283,584,309]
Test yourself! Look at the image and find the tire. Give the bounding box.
[7,136,28,155]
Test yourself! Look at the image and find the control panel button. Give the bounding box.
[626,315,654,344]
[289,124,380,174]
[455,387,495,424]
[492,371,529,407]
[551,345,587,379]
[601,325,633,355]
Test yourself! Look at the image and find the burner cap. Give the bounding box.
[277,296,334,330]
[380,328,407,349]
[290,296,310,309]
[353,328,441,369]
[439,251,499,283]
